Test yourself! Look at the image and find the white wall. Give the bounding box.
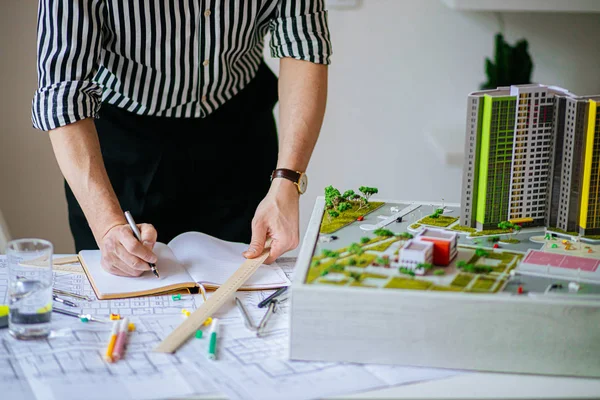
[2,0,600,254]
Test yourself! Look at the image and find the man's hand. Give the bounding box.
[244,179,300,264]
[100,223,158,276]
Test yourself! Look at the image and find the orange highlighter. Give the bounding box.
[104,320,121,362]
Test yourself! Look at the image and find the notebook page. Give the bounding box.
[79,242,195,297]
[167,232,290,289]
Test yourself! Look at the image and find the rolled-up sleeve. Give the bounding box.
[269,0,332,65]
[32,0,104,131]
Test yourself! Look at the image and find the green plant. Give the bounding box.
[480,33,533,90]
[360,236,371,244]
[398,267,416,277]
[347,258,357,266]
[433,269,446,276]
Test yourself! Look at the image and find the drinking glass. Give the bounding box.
[7,238,53,339]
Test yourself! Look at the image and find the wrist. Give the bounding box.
[93,214,128,244]
[270,176,300,197]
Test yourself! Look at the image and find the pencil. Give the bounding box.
[112,318,129,361]
[207,318,219,360]
[105,320,121,362]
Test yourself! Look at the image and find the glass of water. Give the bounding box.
[7,238,53,339]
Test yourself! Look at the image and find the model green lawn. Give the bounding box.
[417,215,459,228]
[309,237,523,293]
[320,201,385,234]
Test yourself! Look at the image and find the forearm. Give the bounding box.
[49,118,125,243]
[276,58,328,171]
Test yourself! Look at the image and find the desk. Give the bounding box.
[188,373,600,399]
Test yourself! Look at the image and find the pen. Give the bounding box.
[124,211,159,278]
[112,317,129,361]
[52,308,105,323]
[53,288,94,302]
[207,318,219,360]
[105,320,121,362]
[258,286,288,308]
[235,297,257,331]
[52,294,78,307]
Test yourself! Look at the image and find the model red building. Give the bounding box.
[415,228,458,266]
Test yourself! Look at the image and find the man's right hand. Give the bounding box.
[99,223,158,277]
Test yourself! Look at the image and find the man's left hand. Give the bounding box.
[243,178,300,264]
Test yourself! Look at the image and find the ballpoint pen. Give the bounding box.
[235,297,257,331]
[257,294,289,337]
[52,294,78,307]
[52,308,106,322]
[52,288,94,302]
[124,211,159,278]
[258,286,288,308]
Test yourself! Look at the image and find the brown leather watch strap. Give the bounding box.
[270,168,301,183]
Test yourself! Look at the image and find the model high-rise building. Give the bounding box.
[460,84,600,235]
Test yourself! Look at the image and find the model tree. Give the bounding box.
[321,249,339,258]
[342,190,355,199]
[327,209,339,221]
[348,243,364,256]
[417,262,434,271]
[359,186,378,201]
[337,202,352,212]
[373,228,394,237]
[360,236,371,244]
[475,248,490,257]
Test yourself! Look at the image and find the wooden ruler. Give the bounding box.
[154,239,272,353]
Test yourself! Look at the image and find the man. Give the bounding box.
[32,1,331,276]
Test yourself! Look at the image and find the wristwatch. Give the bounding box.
[270,168,308,194]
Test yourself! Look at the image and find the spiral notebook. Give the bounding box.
[78,232,290,300]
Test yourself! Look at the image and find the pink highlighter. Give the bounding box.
[112,318,129,361]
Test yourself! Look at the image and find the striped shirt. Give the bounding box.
[32,0,332,131]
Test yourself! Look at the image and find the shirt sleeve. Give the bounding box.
[32,0,105,131]
[269,0,333,65]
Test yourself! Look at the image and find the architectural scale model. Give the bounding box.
[460,84,600,236]
[289,84,600,378]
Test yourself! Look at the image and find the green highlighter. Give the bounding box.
[0,305,8,329]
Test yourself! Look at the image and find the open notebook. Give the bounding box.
[79,232,290,300]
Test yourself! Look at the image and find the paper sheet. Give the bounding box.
[168,231,290,288]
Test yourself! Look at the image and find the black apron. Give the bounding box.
[66,63,279,251]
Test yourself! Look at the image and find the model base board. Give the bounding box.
[290,197,600,378]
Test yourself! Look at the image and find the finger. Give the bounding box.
[139,223,157,249]
[243,221,267,259]
[115,243,151,272]
[121,231,158,263]
[102,255,140,277]
[264,238,286,265]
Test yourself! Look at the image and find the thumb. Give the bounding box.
[244,223,267,259]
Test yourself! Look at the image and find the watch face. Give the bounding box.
[298,173,308,194]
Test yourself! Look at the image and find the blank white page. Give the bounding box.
[79,242,195,298]
[167,232,290,289]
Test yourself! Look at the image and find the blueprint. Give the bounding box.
[0,255,461,400]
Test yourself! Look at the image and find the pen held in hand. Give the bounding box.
[124,211,160,278]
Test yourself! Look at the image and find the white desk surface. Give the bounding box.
[189,372,600,400]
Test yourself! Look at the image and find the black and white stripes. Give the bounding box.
[32,0,332,131]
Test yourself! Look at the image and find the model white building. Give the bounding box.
[398,239,434,275]
[416,228,458,266]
